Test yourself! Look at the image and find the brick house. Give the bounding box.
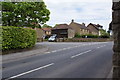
[51,24,75,38]
[69,20,90,35]
[87,23,103,35]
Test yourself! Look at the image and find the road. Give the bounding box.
[2,42,113,79]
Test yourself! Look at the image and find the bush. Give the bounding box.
[2,26,37,50]
[75,33,82,38]
[75,33,99,38]
[86,34,99,38]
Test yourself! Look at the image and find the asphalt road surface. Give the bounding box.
[2,42,113,79]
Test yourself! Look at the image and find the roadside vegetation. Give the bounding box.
[2,26,37,54]
[1,2,50,54]
[75,29,110,38]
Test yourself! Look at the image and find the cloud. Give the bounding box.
[44,0,112,30]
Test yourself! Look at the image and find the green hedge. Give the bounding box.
[2,26,37,50]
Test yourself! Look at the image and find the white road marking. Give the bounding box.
[71,50,92,58]
[45,52,51,54]
[7,63,54,79]
[45,43,104,54]
[52,50,57,53]
[97,45,106,49]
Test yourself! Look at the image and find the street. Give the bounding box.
[2,42,113,79]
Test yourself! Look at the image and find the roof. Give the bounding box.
[88,23,103,30]
[42,28,51,31]
[70,22,87,29]
[52,24,73,30]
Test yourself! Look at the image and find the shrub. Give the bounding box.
[2,26,37,50]
[86,34,99,38]
[75,33,82,38]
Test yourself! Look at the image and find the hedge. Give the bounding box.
[2,26,37,51]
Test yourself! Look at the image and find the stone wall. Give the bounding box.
[112,1,120,78]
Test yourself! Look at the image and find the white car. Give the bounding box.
[48,35,57,42]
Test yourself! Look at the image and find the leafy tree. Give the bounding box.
[2,2,50,29]
[42,24,52,28]
[54,24,59,27]
[100,29,110,38]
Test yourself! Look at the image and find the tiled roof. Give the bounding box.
[52,24,72,29]
[89,23,103,30]
[70,22,87,29]
[42,28,51,31]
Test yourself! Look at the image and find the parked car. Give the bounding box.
[48,34,57,42]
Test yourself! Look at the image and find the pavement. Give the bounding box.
[2,43,49,62]
[2,42,113,78]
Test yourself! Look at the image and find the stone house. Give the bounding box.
[51,24,75,38]
[69,20,90,35]
[87,23,103,35]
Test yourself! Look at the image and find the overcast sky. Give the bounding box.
[44,0,112,30]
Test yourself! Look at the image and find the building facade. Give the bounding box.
[69,20,90,35]
[51,24,75,38]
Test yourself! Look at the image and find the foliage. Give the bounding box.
[75,33,82,38]
[2,26,37,50]
[42,24,52,28]
[85,34,99,38]
[2,2,50,28]
[75,33,99,38]
[99,29,110,38]
[54,24,59,27]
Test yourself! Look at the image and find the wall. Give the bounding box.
[35,28,45,40]
[68,29,75,38]
[112,1,120,78]
[87,25,99,35]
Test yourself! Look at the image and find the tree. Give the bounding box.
[100,29,110,38]
[42,24,52,28]
[54,24,59,27]
[2,2,50,28]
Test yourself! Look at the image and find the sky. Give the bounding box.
[44,0,112,30]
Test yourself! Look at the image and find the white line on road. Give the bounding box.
[45,52,51,54]
[71,50,92,58]
[97,47,100,49]
[6,63,54,80]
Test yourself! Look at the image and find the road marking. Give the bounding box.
[97,47,100,49]
[71,50,92,58]
[45,43,104,54]
[97,45,106,49]
[6,63,54,79]
[45,52,51,54]
[51,50,57,53]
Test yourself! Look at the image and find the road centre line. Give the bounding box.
[45,43,103,54]
[6,63,54,80]
[45,52,51,54]
[71,50,92,58]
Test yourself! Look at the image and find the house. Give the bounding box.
[51,24,75,38]
[69,20,90,35]
[34,28,45,40]
[87,23,103,35]
[25,27,45,40]
[42,28,51,36]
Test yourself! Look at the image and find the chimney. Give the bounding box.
[82,23,85,26]
[72,19,74,22]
